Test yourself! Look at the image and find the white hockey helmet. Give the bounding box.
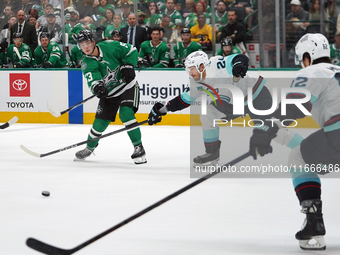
[185,50,210,76]
[295,33,330,66]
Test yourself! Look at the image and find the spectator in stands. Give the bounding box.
[229,0,254,30]
[215,37,241,57]
[162,0,183,28]
[0,4,15,29]
[139,26,170,68]
[262,0,275,42]
[34,32,67,68]
[38,12,62,43]
[77,0,94,22]
[10,10,38,53]
[104,13,124,39]
[38,0,48,15]
[159,14,172,43]
[195,1,210,24]
[21,0,34,16]
[214,0,229,41]
[120,2,132,26]
[309,0,329,34]
[28,4,40,21]
[138,0,149,15]
[169,22,184,43]
[93,0,115,20]
[117,0,133,9]
[0,15,17,47]
[182,0,194,19]
[111,29,121,41]
[63,0,76,15]
[175,2,183,15]
[137,11,148,27]
[220,10,245,47]
[190,13,212,44]
[27,15,37,28]
[83,16,96,32]
[36,4,62,29]
[330,30,340,65]
[173,27,202,68]
[327,0,340,24]
[145,1,162,26]
[121,13,148,51]
[65,10,84,44]
[99,8,114,28]
[286,0,309,50]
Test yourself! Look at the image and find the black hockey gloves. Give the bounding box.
[13,62,24,68]
[249,121,279,159]
[148,102,167,125]
[0,41,8,52]
[120,64,135,84]
[42,61,53,68]
[232,54,249,78]
[93,81,108,99]
[137,57,148,68]
[175,63,184,68]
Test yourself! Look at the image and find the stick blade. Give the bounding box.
[47,102,61,118]
[27,238,73,255]
[20,145,41,158]
[8,116,19,125]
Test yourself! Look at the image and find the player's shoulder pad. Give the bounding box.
[49,41,57,46]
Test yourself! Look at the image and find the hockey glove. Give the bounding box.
[148,102,167,125]
[13,62,24,68]
[42,61,53,68]
[0,41,8,52]
[120,64,135,84]
[175,63,184,68]
[93,81,108,99]
[137,57,148,68]
[249,121,279,159]
[232,54,249,78]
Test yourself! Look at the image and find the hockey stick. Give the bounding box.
[20,120,148,158]
[26,151,250,255]
[0,116,18,129]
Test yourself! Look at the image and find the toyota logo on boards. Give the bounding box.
[10,73,30,97]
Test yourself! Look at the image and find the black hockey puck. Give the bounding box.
[42,191,50,197]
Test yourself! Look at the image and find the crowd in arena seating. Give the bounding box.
[0,0,339,68]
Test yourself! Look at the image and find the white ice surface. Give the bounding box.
[1,124,340,255]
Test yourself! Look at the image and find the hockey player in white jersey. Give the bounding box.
[250,33,340,250]
[148,50,273,166]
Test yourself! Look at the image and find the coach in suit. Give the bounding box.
[121,13,148,52]
[10,10,38,53]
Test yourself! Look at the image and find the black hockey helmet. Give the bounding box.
[111,30,121,38]
[221,38,233,47]
[12,32,23,39]
[181,27,191,34]
[76,30,95,43]
[40,32,50,39]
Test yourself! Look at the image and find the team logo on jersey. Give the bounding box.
[102,66,119,85]
[197,82,222,106]
[81,62,87,70]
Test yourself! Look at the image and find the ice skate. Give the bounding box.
[131,144,147,164]
[295,199,326,250]
[193,140,221,168]
[74,147,94,161]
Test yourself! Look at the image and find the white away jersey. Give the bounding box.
[291,63,340,131]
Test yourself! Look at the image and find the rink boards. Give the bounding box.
[0,69,318,128]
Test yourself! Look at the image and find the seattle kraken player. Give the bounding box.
[148,50,272,166]
[250,33,340,250]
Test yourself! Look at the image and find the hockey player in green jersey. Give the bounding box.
[173,27,202,68]
[5,33,34,68]
[215,38,241,57]
[69,45,84,68]
[65,10,85,44]
[75,30,147,164]
[34,32,68,68]
[138,27,170,68]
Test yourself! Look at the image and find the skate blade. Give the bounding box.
[74,157,86,161]
[299,236,326,250]
[193,160,219,169]
[134,155,147,164]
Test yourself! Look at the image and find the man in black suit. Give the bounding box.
[120,13,148,52]
[10,9,38,53]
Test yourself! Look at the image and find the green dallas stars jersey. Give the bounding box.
[65,22,85,44]
[6,43,34,67]
[162,10,183,28]
[330,43,340,66]
[81,40,138,98]
[70,45,84,67]
[139,40,170,68]
[34,41,68,68]
[173,41,202,66]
